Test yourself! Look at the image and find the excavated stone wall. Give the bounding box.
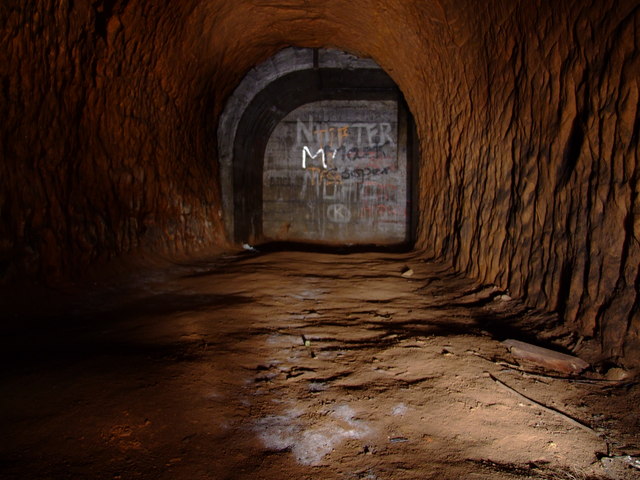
[417,1,639,366]
[1,0,226,277]
[1,0,638,365]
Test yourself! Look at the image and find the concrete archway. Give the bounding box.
[218,48,418,246]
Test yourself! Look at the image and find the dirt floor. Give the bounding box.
[1,248,639,479]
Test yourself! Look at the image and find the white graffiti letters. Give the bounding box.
[297,116,315,145]
[327,204,351,223]
[302,146,328,169]
[296,115,395,148]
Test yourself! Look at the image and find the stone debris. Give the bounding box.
[401,267,414,278]
[242,243,258,252]
[503,339,590,374]
[495,294,512,302]
[605,367,630,381]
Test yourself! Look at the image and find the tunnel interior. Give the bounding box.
[1,1,639,478]
[3,0,636,367]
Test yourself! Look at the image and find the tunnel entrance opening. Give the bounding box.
[263,98,409,246]
[218,48,418,251]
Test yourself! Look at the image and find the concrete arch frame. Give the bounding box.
[218,47,418,245]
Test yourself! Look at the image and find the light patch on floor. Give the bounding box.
[391,403,408,416]
[254,403,372,465]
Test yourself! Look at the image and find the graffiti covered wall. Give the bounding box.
[263,100,407,244]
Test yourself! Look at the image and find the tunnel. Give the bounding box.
[1,1,639,479]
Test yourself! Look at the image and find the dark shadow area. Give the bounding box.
[469,309,602,369]
[255,240,413,255]
[0,291,254,372]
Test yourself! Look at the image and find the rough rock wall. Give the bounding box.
[1,0,638,366]
[418,1,640,366]
[0,0,226,278]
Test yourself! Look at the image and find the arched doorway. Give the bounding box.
[218,48,418,247]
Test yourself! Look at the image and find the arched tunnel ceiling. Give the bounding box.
[1,0,638,367]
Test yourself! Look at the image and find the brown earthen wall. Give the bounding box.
[1,0,226,277]
[417,1,639,366]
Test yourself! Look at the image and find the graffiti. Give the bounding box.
[341,167,391,180]
[263,100,406,243]
[322,182,339,201]
[311,144,393,164]
[300,167,342,187]
[302,146,328,169]
[349,122,394,147]
[297,166,401,204]
[313,126,350,148]
[296,115,395,147]
[297,116,317,146]
[327,204,351,223]
[361,182,398,202]
[322,169,343,185]
[360,204,404,218]
[300,168,322,199]
[300,167,343,201]
[345,146,392,162]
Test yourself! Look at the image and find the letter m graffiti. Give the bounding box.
[302,146,327,169]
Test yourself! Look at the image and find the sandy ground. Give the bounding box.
[1,249,639,479]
